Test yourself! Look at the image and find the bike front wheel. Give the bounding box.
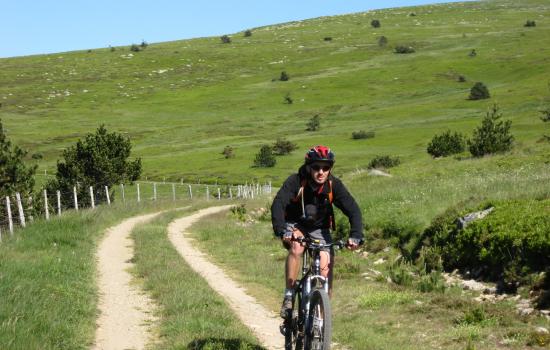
[305,288,332,350]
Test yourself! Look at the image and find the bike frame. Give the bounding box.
[296,240,333,335]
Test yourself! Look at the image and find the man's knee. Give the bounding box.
[289,242,304,256]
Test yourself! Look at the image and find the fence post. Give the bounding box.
[90,186,95,209]
[27,196,34,222]
[229,187,233,199]
[188,185,193,199]
[172,184,176,201]
[180,178,183,185]
[105,186,111,206]
[6,196,13,236]
[217,188,221,200]
[137,183,141,203]
[153,183,157,201]
[57,190,61,216]
[206,186,209,201]
[73,186,79,211]
[15,193,26,228]
[44,189,50,221]
[121,184,125,203]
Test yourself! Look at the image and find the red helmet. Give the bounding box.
[305,145,335,165]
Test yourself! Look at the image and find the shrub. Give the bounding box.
[468,82,490,100]
[109,46,116,52]
[427,130,466,157]
[417,271,446,293]
[273,137,297,155]
[220,35,231,44]
[31,153,43,160]
[323,37,332,41]
[279,71,289,81]
[468,104,514,157]
[221,145,235,159]
[47,125,141,207]
[244,30,252,37]
[524,20,536,27]
[140,40,148,49]
[352,130,375,140]
[368,155,400,169]
[130,44,141,52]
[540,108,550,122]
[388,262,413,286]
[253,145,276,167]
[416,246,443,273]
[378,36,388,47]
[394,45,415,54]
[458,75,467,82]
[419,199,550,287]
[0,119,37,199]
[284,93,293,104]
[456,307,487,325]
[371,19,381,28]
[468,49,477,57]
[230,204,247,222]
[306,114,320,131]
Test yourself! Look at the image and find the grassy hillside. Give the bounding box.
[1,0,549,185]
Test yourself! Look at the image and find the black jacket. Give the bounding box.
[271,165,364,240]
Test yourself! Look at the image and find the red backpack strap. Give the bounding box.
[328,180,333,204]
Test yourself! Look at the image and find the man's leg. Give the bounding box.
[281,240,304,318]
[319,251,333,297]
[286,241,305,288]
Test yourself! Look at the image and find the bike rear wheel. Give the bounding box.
[305,288,332,350]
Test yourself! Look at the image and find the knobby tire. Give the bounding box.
[305,288,331,350]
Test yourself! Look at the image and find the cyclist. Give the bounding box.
[271,145,364,319]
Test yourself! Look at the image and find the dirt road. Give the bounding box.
[93,211,162,350]
[168,206,284,350]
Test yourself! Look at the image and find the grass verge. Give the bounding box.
[0,200,191,349]
[131,206,265,350]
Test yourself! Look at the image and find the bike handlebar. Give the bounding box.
[292,236,347,250]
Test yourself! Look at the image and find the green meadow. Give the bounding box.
[1,0,549,186]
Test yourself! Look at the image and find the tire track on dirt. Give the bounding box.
[93,211,163,350]
[168,206,284,350]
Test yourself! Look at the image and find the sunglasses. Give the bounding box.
[311,164,332,172]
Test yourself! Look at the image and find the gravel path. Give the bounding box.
[168,206,284,350]
[93,211,162,350]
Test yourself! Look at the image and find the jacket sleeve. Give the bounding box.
[271,175,299,236]
[332,178,364,240]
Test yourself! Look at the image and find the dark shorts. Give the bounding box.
[282,222,333,252]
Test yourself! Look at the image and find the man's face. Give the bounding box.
[309,162,332,185]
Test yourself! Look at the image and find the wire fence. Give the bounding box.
[0,180,273,242]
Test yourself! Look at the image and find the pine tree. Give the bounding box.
[0,119,36,198]
[468,104,514,157]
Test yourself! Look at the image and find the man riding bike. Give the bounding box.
[271,145,364,319]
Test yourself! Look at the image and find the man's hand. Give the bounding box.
[346,237,361,250]
[282,227,304,245]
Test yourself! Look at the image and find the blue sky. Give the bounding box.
[2,0,469,58]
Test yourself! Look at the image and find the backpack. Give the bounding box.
[292,178,335,230]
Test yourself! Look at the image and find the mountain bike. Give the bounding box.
[280,237,345,350]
